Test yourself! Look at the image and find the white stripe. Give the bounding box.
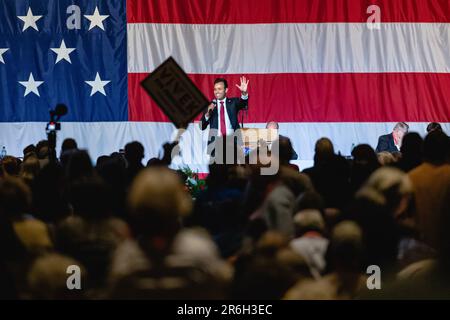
[2,122,449,173]
[127,23,450,74]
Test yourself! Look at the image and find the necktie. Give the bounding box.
[220,101,227,136]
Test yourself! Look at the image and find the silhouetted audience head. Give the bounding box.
[314,138,334,164]
[208,163,231,188]
[351,168,410,276]
[401,132,423,155]
[294,191,325,214]
[0,177,31,219]
[125,141,145,166]
[423,130,450,165]
[60,138,79,167]
[328,221,364,273]
[359,167,413,220]
[27,253,86,299]
[127,168,192,259]
[146,157,163,167]
[31,162,70,223]
[69,176,113,219]
[36,140,49,160]
[110,151,127,169]
[232,232,300,299]
[278,166,313,197]
[23,144,36,158]
[278,136,295,165]
[1,156,20,176]
[61,138,78,154]
[426,122,443,133]
[377,151,396,166]
[350,144,380,192]
[66,150,94,181]
[96,156,127,187]
[94,156,128,218]
[20,156,40,185]
[293,209,325,237]
[96,155,110,168]
[170,228,233,283]
[352,144,379,166]
[398,132,423,172]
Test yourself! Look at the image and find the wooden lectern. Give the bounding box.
[240,128,279,152]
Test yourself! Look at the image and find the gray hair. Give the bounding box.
[293,209,325,233]
[377,151,396,166]
[28,253,85,299]
[393,122,409,132]
[356,167,413,208]
[331,220,363,246]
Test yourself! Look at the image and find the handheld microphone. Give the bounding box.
[207,99,217,117]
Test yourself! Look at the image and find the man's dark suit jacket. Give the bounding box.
[376,133,398,153]
[200,96,248,144]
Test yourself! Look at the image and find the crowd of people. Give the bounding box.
[0,123,449,300]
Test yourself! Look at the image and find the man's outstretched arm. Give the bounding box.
[235,76,249,110]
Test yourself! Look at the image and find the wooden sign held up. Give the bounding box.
[141,57,209,129]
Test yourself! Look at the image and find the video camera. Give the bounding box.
[46,104,68,162]
[46,104,67,133]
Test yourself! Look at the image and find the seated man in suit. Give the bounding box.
[200,77,249,162]
[376,122,409,153]
[266,121,298,160]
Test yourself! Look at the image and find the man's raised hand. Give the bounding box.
[236,76,249,95]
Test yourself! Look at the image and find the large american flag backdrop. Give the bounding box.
[1,0,449,171]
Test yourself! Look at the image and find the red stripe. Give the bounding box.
[128,72,450,123]
[127,0,450,23]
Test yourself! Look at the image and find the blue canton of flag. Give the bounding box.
[0,0,128,122]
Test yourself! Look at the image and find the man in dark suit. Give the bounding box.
[201,77,249,134]
[376,122,409,153]
[200,77,249,161]
[266,121,298,160]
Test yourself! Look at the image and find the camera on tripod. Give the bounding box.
[46,104,67,133]
[46,121,60,132]
[46,104,68,162]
